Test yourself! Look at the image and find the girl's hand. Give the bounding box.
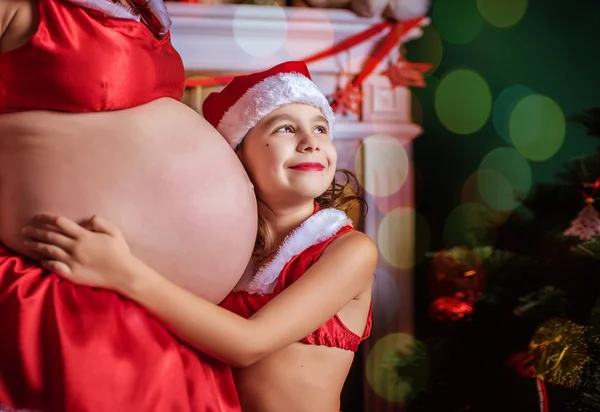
[22,214,137,293]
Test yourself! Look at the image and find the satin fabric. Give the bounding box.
[0,0,185,113]
[128,0,172,39]
[220,224,372,352]
[0,245,241,412]
[66,0,173,38]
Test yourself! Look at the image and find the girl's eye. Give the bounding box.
[276,125,295,133]
[315,126,328,134]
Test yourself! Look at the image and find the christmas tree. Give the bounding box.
[405,108,600,411]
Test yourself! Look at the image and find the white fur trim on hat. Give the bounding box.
[217,72,335,149]
[235,208,352,295]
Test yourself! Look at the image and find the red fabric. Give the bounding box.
[220,225,372,352]
[202,61,311,129]
[0,245,241,412]
[0,0,185,114]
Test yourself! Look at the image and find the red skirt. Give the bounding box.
[0,246,241,412]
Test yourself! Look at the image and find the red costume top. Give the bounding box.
[221,205,372,352]
[0,2,238,411]
[0,0,185,114]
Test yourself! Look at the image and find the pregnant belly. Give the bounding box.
[0,100,257,303]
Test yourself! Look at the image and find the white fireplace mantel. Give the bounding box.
[168,3,394,73]
[167,2,422,142]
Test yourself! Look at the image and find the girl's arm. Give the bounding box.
[23,214,378,368]
[124,231,376,367]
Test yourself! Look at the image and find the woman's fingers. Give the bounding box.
[41,260,73,277]
[23,240,71,263]
[35,214,88,239]
[85,215,121,237]
[22,226,75,251]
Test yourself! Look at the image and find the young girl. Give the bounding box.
[22,61,378,412]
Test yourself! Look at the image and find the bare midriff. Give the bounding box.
[233,343,353,412]
[0,98,257,303]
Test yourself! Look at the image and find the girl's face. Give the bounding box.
[239,104,337,207]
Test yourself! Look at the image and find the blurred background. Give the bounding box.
[168,0,600,410]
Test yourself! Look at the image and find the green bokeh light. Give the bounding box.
[477,170,516,211]
[412,93,423,125]
[477,0,528,28]
[412,76,439,124]
[433,0,484,45]
[377,208,430,270]
[493,85,535,143]
[477,147,532,210]
[443,203,496,247]
[435,69,492,134]
[366,333,430,403]
[509,94,566,161]
[406,26,444,75]
[415,212,431,267]
[418,75,440,109]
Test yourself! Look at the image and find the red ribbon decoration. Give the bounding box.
[383,58,433,88]
[536,378,549,412]
[329,22,403,112]
[184,17,427,89]
[350,18,426,89]
[303,20,393,65]
[184,20,392,88]
[329,18,428,112]
[506,353,548,412]
[578,177,600,203]
[330,85,363,116]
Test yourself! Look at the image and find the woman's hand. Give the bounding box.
[21,214,138,293]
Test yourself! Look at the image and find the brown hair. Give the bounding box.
[252,169,368,267]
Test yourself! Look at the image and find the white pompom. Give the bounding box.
[385,0,431,21]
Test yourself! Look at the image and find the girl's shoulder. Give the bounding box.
[305,206,375,260]
[322,229,377,258]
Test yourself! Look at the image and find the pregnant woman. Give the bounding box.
[0,0,256,410]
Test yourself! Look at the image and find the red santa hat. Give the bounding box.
[202,61,335,149]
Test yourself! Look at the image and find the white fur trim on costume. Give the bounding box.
[217,72,336,149]
[236,208,353,295]
[66,0,141,20]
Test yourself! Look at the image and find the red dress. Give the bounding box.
[0,1,239,410]
[221,205,372,352]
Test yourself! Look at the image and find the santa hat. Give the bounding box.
[202,61,335,149]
